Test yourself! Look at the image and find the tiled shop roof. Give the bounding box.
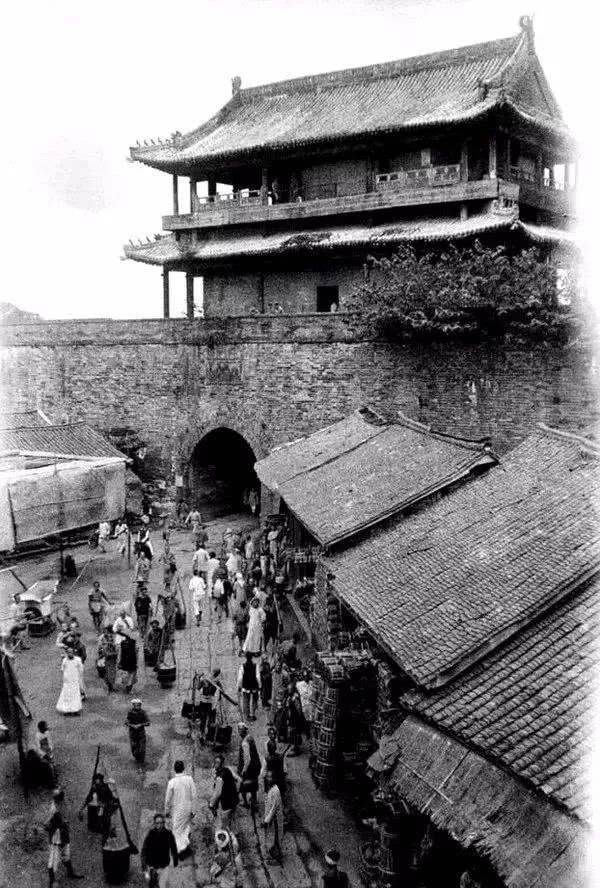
[0,423,127,460]
[403,575,600,821]
[324,426,600,688]
[372,716,590,888]
[256,409,495,546]
[130,24,568,172]
[124,214,575,267]
[0,409,51,430]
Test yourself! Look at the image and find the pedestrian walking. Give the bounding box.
[206,551,220,593]
[261,736,286,797]
[134,550,151,596]
[322,849,350,888]
[285,679,305,756]
[144,620,163,668]
[113,609,134,643]
[262,772,284,864]
[78,773,117,839]
[113,518,130,557]
[248,489,259,516]
[164,760,197,857]
[189,571,207,626]
[296,668,314,738]
[34,720,57,786]
[237,723,261,810]
[232,600,249,652]
[141,813,178,888]
[213,573,227,623]
[119,634,138,693]
[97,625,118,692]
[88,581,112,634]
[125,699,149,764]
[242,598,265,655]
[191,543,210,585]
[56,647,85,716]
[259,656,273,709]
[98,521,111,553]
[209,753,239,830]
[238,652,260,721]
[46,790,84,886]
[262,594,279,653]
[134,588,152,638]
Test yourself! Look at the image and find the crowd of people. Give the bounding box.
[21,504,350,888]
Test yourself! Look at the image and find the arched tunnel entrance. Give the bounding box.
[188,428,259,519]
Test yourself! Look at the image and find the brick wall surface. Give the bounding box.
[1,316,597,483]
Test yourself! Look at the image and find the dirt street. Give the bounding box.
[0,515,364,888]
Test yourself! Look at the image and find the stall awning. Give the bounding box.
[0,457,126,551]
[371,716,590,888]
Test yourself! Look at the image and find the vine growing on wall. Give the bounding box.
[348,242,586,342]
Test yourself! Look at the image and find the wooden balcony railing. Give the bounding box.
[193,189,263,210]
[376,164,461,190]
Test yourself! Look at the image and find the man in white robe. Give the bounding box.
[164,760,197,855]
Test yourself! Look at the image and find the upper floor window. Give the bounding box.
[317,286,339,313]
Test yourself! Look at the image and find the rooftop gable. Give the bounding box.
[0,422,127,461]
[256,408,495,547]
[131,20,570,173]
[324,425,600,688]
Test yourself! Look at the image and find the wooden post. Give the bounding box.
[208,175,217,198]
[536,152,543,187]
[172,175,179,215]
[460,203,468,221]
[548,161,555,189]
[162,269,170,319]
[190,178,197,213]
[488,133,497,179]
[186,272,194,320]
[505,137,512,180]
[261,167,269,205]
[460,140,469,182]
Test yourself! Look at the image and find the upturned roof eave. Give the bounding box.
[129,101,503,174]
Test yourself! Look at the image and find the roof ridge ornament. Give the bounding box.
[519,13,535,46]
[231,76,242,96]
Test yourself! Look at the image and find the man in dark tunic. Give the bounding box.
[141,813,178,888]
[125,699,149,764]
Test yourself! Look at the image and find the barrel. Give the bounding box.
[156,664,177,687]
[102,845,130,883]
[378,825,404,888]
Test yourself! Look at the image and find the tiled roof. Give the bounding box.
[403,575,600,821]
[324,426,600,688]
[0,409,51,430]
[373,716,590,888]
[124,213,573,267]
[0,423,127,460]
[256,408,495,546]
[131,25,568,172]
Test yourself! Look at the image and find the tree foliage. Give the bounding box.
[348,241,584,342]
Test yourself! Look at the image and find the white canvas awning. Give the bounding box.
[0,457,126,552]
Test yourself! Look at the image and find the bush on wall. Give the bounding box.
[348,241,584,341]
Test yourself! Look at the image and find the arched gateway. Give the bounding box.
[188,427,259,519]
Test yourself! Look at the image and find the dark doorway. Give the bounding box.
[189,428,258,519]
[317,285,339,312]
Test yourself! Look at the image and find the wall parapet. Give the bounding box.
[0,313,375,347]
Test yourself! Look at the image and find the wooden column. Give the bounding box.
[208,175,217,198]
[189,178,197,213]
[186,272,194,320]
[460,140,469,182]
[172,175,179,215]
[505,137,512,180]
[488,133,497,179]
[536,152,543,188]
[261,167,269,205]
[162,269,170,319]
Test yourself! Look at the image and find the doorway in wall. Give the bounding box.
[317,285,339,312]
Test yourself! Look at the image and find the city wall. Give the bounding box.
[1,315,597,482]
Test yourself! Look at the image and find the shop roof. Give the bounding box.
[124,213,576,267]
[324,426,600,688]
[402,575,600,822]
[0,410,51,430]
[255,408,495,547]
[0,422,127,461]
[130,22,569,173]
[371,716,589,888]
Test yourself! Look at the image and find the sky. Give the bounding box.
[0,0,593,319]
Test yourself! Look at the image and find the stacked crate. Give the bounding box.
[311,650,378,793]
